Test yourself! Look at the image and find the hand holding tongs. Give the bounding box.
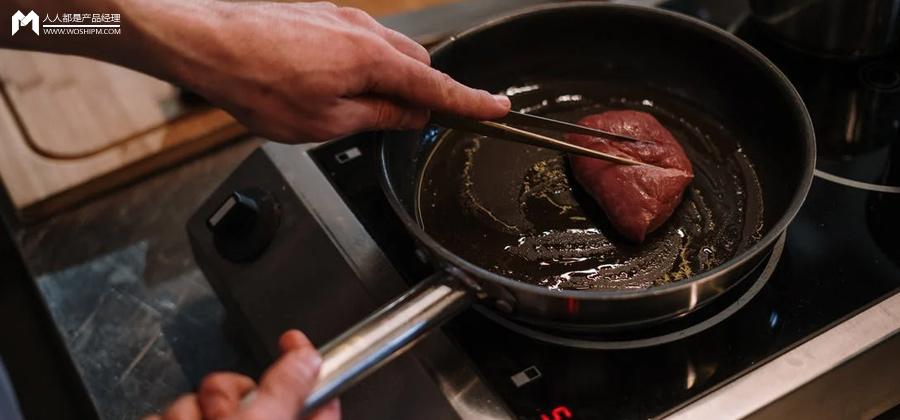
[431,110,647,166]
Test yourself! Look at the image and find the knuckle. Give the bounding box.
[369,49,390,68]
[199,373,229,393]
[397,110,427,130]
[409,110,430,128]
[415,44,431,65]
[338,7,370,21]
[372,101,392,126]
[353,53,391,86]
[200,372,225,391]
[434,71,456,95]
[344,31,388,66]
[433,70,453,85]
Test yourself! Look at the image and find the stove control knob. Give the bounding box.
[207,188,281,262]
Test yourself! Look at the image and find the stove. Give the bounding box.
[187,1,900,419]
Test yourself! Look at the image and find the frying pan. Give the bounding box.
[299,3,815,414]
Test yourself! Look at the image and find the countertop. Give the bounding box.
[9,138,263,418]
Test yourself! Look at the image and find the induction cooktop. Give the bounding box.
[187,1,900,419]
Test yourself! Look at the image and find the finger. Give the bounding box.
[368,54,510,120]
[338,97,430,132]
[197,372,256,419]
[161,394,201,420]
[247,346,322,418]
[279,329,313,353]
[307,399,342,420]
[380,28,430,64]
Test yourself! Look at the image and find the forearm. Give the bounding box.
[2,0,223,87]
[3,0,508,143]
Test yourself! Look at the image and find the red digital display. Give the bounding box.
[540,405,573,420]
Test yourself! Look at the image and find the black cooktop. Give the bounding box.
[306,2,900,419]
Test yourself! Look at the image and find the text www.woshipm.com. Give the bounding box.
[44,28,121,35]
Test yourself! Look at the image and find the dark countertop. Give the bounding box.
[10,138,263,418]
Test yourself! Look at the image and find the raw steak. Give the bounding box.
[567,110,693,243]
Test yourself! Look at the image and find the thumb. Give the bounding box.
[247,335,322,418]
[338,96,430,133]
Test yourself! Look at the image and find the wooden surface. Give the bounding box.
[0,53,188,159]
[0,51,245,221]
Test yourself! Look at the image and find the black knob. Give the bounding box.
[208,188,281,262]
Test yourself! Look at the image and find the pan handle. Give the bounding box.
[302,270,474,415]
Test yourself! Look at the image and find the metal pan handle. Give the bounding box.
[302,270,473,415]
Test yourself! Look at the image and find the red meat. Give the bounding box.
[567,110,693,243]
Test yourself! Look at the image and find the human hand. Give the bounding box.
[162,1,510,143]
[146,330,339,420]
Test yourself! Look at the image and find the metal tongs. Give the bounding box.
[432,110,647,166]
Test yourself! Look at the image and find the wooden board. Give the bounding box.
[0,53,190,159]
[0,51,245,222]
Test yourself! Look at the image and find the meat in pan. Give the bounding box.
[567,110,694,243]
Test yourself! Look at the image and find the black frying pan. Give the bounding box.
[300,3,815,414]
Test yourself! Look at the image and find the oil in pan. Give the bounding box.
[417,81,764,291]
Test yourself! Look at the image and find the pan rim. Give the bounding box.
[380,2,816,301]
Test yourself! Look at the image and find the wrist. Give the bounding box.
[105,0,229,91]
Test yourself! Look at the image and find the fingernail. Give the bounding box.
[493,94,511,109]
[286,347,322,379]
[299,348,322,371]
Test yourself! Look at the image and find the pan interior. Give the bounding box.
[416,80,764,291]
